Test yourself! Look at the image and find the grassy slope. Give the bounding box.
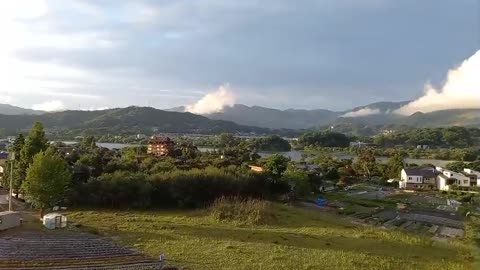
[68,204,472,270]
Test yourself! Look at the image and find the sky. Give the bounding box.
[0,0,479,112]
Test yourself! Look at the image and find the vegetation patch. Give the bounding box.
[68,205,472,270]
[210,197,275,225]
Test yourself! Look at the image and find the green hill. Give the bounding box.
[0,107,273,136]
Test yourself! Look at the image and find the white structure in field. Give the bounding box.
[0,211,21,231]
[43,213,67,229]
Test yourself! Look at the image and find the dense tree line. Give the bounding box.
[374,127,479,148]
[66,168,288,209]
[296,131,350,148]
[252,135,291,152]
[359,147,479,162]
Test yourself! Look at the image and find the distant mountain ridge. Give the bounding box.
[0,104,44,115]
[168,102,480,130]
[0,106,276,136]
[1,103,479,136]
[206,104,339,129]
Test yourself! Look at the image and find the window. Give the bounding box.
[408,177,412,180]
[464,180,468,184]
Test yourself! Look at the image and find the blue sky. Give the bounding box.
[0,0,478,111]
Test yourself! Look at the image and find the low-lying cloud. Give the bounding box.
[32,100,66,112]
[185,84,235,115]
[396,50,480,115]
[0,95,13,104]
[341,108,381,118]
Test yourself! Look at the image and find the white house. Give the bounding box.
[436,167,471,190]
[463,169,480,187]
[401,166,479,191]
[399,167,438,190]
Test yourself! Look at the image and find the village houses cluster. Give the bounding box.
[399,167,480,191]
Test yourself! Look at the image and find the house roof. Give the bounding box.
[404,167,438,177]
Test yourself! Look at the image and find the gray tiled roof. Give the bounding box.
[404,167,438,177]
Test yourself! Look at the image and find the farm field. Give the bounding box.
[68,204,474,270]
[0,229,160,270]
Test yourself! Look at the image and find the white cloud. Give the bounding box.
[0,96,13,104]
[185,84,236,114]
[32,100,66,112]
[396,50,480,115]
[0,0,47,21]
[341,108,381,117]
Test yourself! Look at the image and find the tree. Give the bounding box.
[354,148,377,178]
[254,135,291,151]
[17,123,49,196]
[22,148,72,218]
[261,154,290,179]
[282,168,311,198]
[298,131,350,148]
[217,133,239,148]
[178,140,199,159]
[384,151,406,179]
[446,161,468,173]
[76,151,103,176]
[81,136,97,149]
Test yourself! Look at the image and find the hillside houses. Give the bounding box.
[399,167,480,191]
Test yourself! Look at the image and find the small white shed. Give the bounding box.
[0,211,21,231]
[43,213,67,229]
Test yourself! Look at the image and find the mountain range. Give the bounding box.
[0,106,275,136]
[169,101,480,130]
[0,102,479,136]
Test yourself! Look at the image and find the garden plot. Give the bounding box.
[344,206,466,239]
[0,230,160,270]
[387,193,447,208]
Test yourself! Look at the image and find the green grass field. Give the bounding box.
[68,204,473,270]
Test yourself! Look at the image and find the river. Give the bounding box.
[198,147,458,166]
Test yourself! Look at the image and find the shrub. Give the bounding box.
[67,167,287,209]
[210,197,274,225]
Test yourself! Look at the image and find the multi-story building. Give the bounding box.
[147,136,176,157]
[399,167,438,190]
[436,167,471,191]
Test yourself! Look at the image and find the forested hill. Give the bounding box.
[0,106,278,136]
[0,104,44,115]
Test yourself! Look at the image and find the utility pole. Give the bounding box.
[8,152,15,211]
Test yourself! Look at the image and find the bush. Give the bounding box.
[210,197,274,225]
[67,167,288,209]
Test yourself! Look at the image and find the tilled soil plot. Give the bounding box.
[0,230,161,270]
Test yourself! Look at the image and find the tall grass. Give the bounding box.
[210,197,274,225]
